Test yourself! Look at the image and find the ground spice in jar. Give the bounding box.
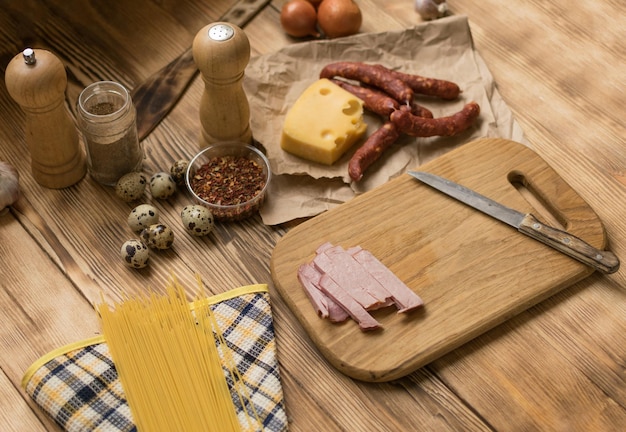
[191,155,266,207]
[88,102,116,115]
[77,81,143,186]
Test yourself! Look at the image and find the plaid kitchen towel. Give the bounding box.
[22,284,288,432]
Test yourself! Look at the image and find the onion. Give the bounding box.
[317,0,362,39]
[414,0,448,21]
[280,0,320,38]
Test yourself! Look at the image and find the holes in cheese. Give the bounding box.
[281,79,368,165]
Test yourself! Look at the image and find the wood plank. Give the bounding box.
[270,297,491,431]
[263,0,626,429]
[433,279,626,430]
[375,0,626,430]
[0,210,98,431]
[0,0,624,431]
[0,369,51,431]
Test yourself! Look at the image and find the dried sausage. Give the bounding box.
[410,103,434,119]
[331,79,434,119]
[348,121,400,182]
[374,64,461,100]
[320,62,414,104]
[330,79,399,117]
[391,102,480,137]
[390,102,480,137]
[318,61,474,181]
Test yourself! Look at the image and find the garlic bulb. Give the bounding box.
[415,0,448,20]
[0,161,20,215]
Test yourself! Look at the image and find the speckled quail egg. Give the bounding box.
[170,159,189,186]
[181,204,214,236]
[127,204,160,232]
[140,223,174,249]
[149,172,177,199]
[120,239,150,269]
[115,172,147,202]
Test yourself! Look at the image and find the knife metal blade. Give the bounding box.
[408,170,620,274]
[131,0,271,141]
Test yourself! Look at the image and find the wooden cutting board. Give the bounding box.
[270,138,609,382]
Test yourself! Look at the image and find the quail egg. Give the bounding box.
[141,223,174,249]
[115,172,147,202]
[170,159,189,186]
[149,172,177,199]
[181,204,214,236]
[120,239,150,268]
[127,204,160,232]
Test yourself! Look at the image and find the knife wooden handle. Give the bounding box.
[519,213,620,274]
[131,48,196,141]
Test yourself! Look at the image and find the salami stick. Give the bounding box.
[373,64,461,100]
[410,103,434,119]
[391,102,480,137]
[331,79,399,117]
[332,79,434,119]
[320,62,414,104]
[348,121,400,182]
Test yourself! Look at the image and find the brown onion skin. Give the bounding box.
[317,0,362,39]
[306,0,324,8]
[280,0,320,38]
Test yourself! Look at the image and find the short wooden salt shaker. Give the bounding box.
[5,48,86,188]
[192,22,253,147]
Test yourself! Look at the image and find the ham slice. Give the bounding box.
[312,248,384,309]
[351,247,424,313]
[297,263,329,318]
[297,263,349,322]
[316,241,334,254]
[327,298,351,322]
[318,274,382,331]
[297,242,424,331]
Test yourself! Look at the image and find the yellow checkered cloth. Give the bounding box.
[22,285,288,432]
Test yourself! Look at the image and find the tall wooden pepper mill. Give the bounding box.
[192,22,253,147]
[5,48,86,188]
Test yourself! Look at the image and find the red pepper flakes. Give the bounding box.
[191,155,266,207]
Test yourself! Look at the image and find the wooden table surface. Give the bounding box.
[1,1,624,431]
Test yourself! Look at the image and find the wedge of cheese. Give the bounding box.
[281,79,367,165]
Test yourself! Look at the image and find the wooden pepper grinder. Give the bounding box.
[192,22,253,147]
[5,48,86,188]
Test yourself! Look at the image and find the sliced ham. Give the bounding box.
[323,245,394,304]
[313,245,396,310]
[316,241,334,254]
[351,247,424,313]
[297,263,329,318]
[318,274,382,331]
[297,263,349,322]
[296,242,424,332]
[312,250,382,309]
[327,300,351,322]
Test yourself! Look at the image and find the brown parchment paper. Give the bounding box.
[243,15,527,226]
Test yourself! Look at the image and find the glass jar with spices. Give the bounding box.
[77,81,143,185]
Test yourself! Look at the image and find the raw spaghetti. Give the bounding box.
[97,277,261,432]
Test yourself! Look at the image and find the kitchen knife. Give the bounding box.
[408,170,620,274]
[131,0,271,141]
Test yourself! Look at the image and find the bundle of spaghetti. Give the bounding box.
[97,277,250,432]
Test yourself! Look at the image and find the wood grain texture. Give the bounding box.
[131,0,271,141]
[0,0,624,431]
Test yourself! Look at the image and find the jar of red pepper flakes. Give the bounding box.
[185,142,271,221]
